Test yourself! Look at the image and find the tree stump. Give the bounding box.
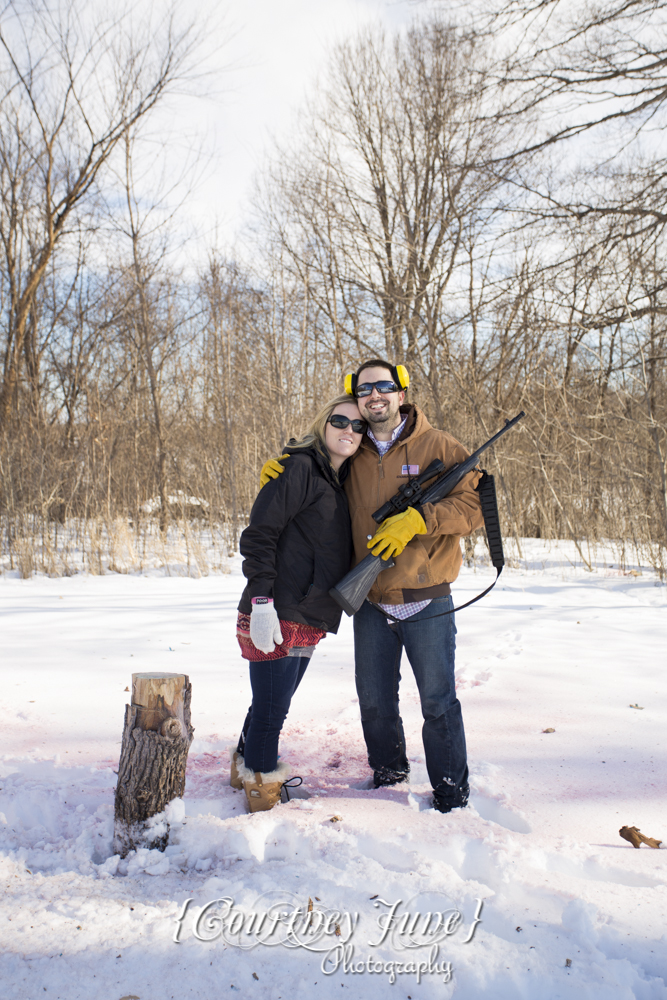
[113,672,194,857]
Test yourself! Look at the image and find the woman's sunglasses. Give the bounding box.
[328,414,367,433]
[355,380,400,397]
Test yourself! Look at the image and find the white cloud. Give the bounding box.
[165,0,416,253]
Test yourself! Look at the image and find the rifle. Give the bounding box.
[329,411,525,617]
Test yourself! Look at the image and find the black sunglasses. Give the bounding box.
[355,380,400,398]
[328,414,367,433]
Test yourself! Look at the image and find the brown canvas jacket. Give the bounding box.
[344,404,484,604]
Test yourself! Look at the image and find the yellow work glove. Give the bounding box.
[259,454,289,488]
[367,506,427,560]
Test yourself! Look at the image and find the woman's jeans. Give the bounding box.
[353,596,469,807]
[237,656,309,773]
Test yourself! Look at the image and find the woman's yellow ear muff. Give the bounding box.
[344,373,356,396]
[395,364,409,390]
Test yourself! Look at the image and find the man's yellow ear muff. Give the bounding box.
[395,364,410,390]
[344,373,356,396]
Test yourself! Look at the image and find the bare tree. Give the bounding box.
[0,4,665,578]
[259,19,524,421]
[0,0,200,426]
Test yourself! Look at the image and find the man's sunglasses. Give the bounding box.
[328,414,368,433]
[355,380,400,398]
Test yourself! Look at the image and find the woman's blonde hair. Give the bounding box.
[288,393,362,458]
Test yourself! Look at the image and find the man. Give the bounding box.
[262,359,483,813]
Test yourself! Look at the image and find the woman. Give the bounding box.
[231,394,366,812]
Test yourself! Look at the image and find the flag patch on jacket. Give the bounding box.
[401,464,419,476]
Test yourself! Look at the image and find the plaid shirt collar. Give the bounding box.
[366,415,408,456]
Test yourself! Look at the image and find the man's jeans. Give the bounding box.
[353,596,469,806]
[237,656,309,773]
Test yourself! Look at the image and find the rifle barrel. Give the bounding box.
[468,410,525,464]
[420,411,525,508]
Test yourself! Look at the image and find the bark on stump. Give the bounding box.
[113,672,194,857]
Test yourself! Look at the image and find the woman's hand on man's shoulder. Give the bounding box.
[260,454,289,488]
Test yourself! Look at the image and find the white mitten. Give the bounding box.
[249,598,283,654]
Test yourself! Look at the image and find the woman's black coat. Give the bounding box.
[237,446,352,633]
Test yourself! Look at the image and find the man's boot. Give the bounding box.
[373,765,410,788]
[433,782,470,814]
[238,759,292,813]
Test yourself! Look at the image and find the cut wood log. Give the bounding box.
[113,672,194,857]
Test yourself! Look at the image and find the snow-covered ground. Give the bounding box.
[1,540,666,999]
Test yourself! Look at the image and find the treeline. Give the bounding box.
[1,0,666,575]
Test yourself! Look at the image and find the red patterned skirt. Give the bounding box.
[236,611,326,661]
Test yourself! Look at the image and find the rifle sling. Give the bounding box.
[368,470,505,623]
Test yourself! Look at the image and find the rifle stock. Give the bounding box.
[328,552,394,617]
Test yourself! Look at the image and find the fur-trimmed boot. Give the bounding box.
[237,759,292,813]
[229,748,243,790]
